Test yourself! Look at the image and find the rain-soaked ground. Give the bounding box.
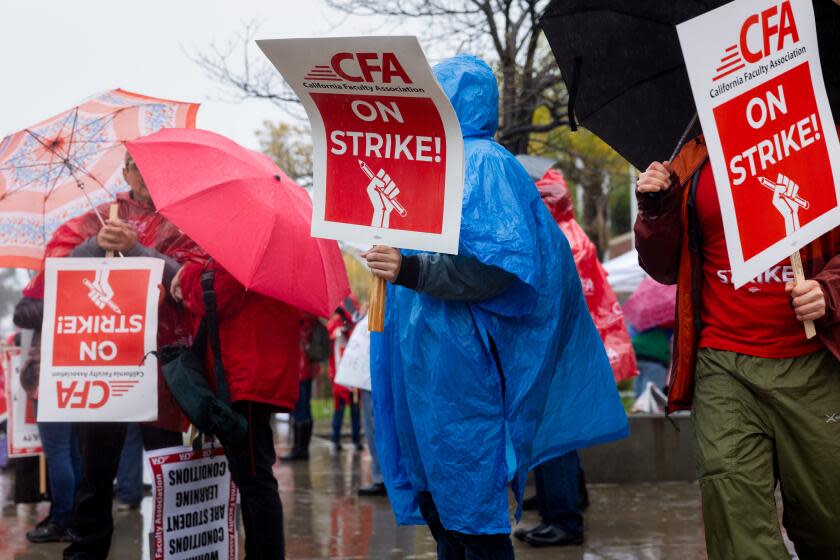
[1,423,714,560]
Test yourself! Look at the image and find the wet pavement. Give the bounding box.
[1,424,712,560]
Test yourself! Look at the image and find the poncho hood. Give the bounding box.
[434,55,498,139]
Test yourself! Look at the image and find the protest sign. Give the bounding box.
[678,0,840,288]
[3,347,42,457]
[257,36,464,255]
[0,353,7,424]
[147,445,238,560]
[334,315,371,391]
[38,257,164,422]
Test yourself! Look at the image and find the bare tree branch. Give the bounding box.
[324,0,559,153]
[190,22,302,113]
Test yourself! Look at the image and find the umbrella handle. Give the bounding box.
[105,204,119,258]
[668,113,699,163]
[368,276,387,333]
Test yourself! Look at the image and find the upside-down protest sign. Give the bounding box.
[147,445,238,560]
[258,36,464,254]
[38,257,163,422]
[3,346,42,457]
[678,0,840,288]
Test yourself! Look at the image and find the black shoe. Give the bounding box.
[513,522,547,542]
[280,446,309,461]
[357,482,387,496]
[521,495,539,511]
[333,440,343,452]
[523,524,584,548]
[26,521,71,543]
[280,421,311,461]
[354,442,364,451]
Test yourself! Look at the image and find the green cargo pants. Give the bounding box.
[693,348,840,560]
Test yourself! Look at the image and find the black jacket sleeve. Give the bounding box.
[395,253,517,302]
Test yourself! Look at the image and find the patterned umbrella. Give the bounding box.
[0,89,198,269]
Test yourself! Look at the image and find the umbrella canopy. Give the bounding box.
[0,89,198,269]
[622,276,677,332]
[540,0,840,170]
[126,128,350,318]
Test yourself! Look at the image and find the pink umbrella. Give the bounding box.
[622,276,677,332]
[0,89,198,269]
[126,128,349,318]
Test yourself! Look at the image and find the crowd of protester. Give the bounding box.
[2,48,838,560]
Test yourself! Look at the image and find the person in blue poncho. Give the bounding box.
[363,54,629,559]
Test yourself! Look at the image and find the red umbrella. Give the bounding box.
[622,276,677,332]
[125,128,349,318]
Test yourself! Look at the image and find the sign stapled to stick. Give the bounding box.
[147,445,238,560]
[4,347,42,457]
[678,0,840,288]
[38,257,163,422]
[257,36,465,254]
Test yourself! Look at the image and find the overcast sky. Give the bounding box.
[0,0,426,149]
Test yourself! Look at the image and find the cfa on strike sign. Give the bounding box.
[678,0,840,288]
[258,36,465,254]
[38,258,163,422]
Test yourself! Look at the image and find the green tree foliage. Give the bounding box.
[256,121,314,188]
[531,112,635,255]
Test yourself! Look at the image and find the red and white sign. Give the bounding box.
[258,37,464,254]
[147,445,238,560]
[678,0,840,287]
[0,349,7,424]
[3,347,42,457]
[38,257,164,422]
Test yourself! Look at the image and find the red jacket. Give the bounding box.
[634,135,840,412]
[327,295,360,406]
[537,170,638,382]
[180,262,301,411]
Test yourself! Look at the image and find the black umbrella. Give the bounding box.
[540,0,840,170]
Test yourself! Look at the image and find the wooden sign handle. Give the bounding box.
[38,453,47,495]
[368,276,386,332]
[790,250,817,339]
[105,204,119,258]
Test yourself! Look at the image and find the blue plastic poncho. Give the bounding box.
[371,54,629,535]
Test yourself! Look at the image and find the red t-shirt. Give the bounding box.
[695,163,822,358]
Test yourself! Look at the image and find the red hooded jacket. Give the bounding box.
[537,170,638,382]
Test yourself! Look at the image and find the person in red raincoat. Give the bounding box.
[514,169,638,548]
[537,169,637,382]
[60,153,199,560]
[172,259,301,560]
[327,295,361,452]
